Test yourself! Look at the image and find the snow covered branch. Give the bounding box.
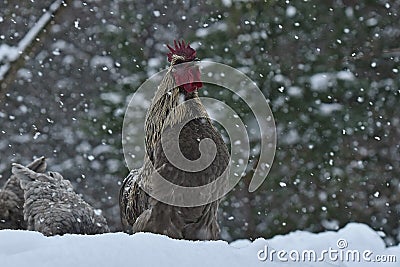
[0,0,64,81]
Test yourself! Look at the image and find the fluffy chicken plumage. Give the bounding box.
[0,157,47,230]
[12,163,109,236]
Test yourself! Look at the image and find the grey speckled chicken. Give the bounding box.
[0,157,47,230]
[11,163,109,236]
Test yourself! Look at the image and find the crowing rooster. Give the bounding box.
[119,40,229,240]
[0,157,47,230]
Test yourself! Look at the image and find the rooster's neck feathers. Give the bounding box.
[144,67,208,161]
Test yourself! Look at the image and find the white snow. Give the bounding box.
[195,22,228,38]
[221,0,232,7]
[16,68,33,80]
[319,103,343,115]
[100,92,123,104]
[310,73,333,91]
[90,55,114,70]
[286,6,297,18]
[287,86,303,97]
[310,71,355,91]
[0,223,398,267]
[366,18,378,27]
[147,57,162,76]
[153,10,161,17]
[283,129,300,144]
[0,44,19,62]
[337,70,355,81]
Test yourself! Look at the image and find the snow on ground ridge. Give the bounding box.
[0,223,399,267]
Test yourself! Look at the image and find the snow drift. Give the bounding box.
[0,223,399,267]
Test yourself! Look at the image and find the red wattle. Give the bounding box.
[173,65,203,93]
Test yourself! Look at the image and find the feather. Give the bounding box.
[12,163,109,236]
[0,157,46,230]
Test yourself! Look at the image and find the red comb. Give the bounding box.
[167,40,196,63]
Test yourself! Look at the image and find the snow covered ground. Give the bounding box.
[0,223,398,267]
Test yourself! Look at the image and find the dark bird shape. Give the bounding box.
[120,40,230,240]
[0,157,47,230]
[11,163,109,236]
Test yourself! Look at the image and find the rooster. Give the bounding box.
[0,157,47,230]
[119,40,230,240]
[11,163,109,236]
